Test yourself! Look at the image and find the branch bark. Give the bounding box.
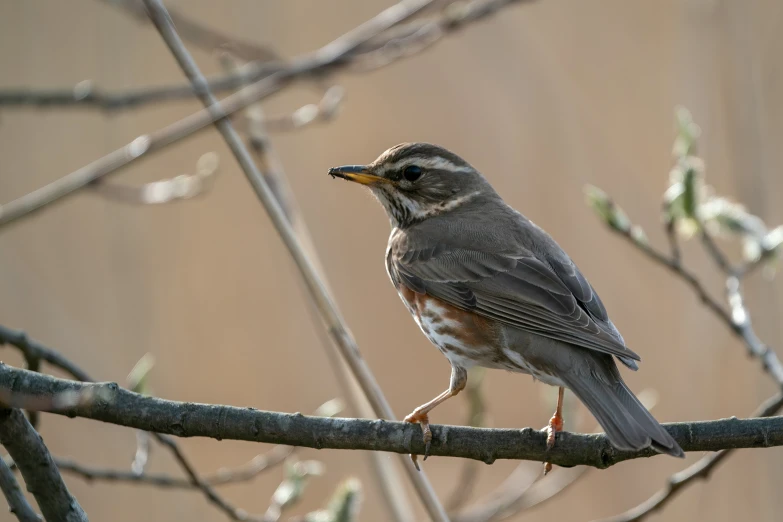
[0,408,88,522]
[0,456,41,522]
[3,365,783,469]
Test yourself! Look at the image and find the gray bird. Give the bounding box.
[329,143,684,469]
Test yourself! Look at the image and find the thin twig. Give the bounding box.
[0,1,529,112]
[0,325,92,381]
[596,392,783,522]
[5,365,783,468]
[0,0,529,228]
[0,408,88,522]
[51,444,292,489]
[595,194,783,521]
[608,227,783,387]
[0,323,267,522]
[220,47,413,522]
[151,432,269,521]
[0,456,41,522]
[102,0,279,61]
[140,0,448,519]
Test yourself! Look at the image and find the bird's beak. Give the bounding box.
[328,165,387,186]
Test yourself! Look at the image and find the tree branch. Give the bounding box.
[590,185,783,521]
[0,1,527,112]
[0,0,530,228]
[0,325,93,382]
[0,456,41,522]
[139,0,448,519]
[0,408,88,522]
[3,365,783,469]
[595,391,783,522]
[50,444,291,489]
[606,222,783,388]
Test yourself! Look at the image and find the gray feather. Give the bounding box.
[388,206,641,366]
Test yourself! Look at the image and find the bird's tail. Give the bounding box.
[562,372,684,457]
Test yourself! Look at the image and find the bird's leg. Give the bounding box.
[404,366,467,470]
[543,386,565,475]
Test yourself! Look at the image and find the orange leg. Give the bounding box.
[404,366,467,470]
[543,386,565,475]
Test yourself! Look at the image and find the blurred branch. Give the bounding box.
[139,0,448,519]
[150,430,270,521]
[48,444,292,490]
[101,0,279,61]
[91,151,219,205]
[0,0,529,112]
[5,365,783,468]
[293,478,363,522]
[446,367,487,512]
[43,400,340,490]
[0,408,88,522]
[454,464,585,522]
[0,326,268,522]
[219,33,412,522]
[586,187,783,388]
[0,456,41,522]
[588,108,783,522]
[456,390,656,521]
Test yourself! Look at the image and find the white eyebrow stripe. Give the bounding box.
[377,156,473,175]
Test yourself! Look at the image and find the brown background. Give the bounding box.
[1,1,782,521]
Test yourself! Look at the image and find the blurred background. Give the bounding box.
[1,0,782,520]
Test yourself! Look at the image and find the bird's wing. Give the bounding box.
[388,223,640,363]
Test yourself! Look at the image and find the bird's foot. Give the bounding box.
[543,411,564,475]
[404,409,433,471]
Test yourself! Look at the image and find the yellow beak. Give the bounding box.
[328,165,389,186]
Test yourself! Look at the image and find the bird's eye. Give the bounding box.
[402,165,423,182]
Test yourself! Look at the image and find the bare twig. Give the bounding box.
[140,0,449,519]
[0,324,266,522]
[151,431,269,521]
[591,187,783,521]
[91,151,219,205]
[102,0,279,61]
[605,219,783,388]
[0,0,529,228]
[0,325,92,382]
[5,365,783,468]
[596,392,783,522]
[0,408,88,522]
[453,464,587,522]
[0,456,41,522]
[49,444,292,489]
[45,400,340,490]
[0,1,530,112]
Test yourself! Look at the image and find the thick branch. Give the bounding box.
[3,366,783,469]
[0,408,88,522]
[0,456,41,522]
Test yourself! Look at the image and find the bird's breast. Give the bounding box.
[395,283,511,370]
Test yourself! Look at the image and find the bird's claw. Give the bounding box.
[405,409,432,470]
[543,412,564,475]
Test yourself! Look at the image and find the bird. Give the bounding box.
[328,142,684,470]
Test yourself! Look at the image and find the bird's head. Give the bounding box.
[328,142,496,228]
